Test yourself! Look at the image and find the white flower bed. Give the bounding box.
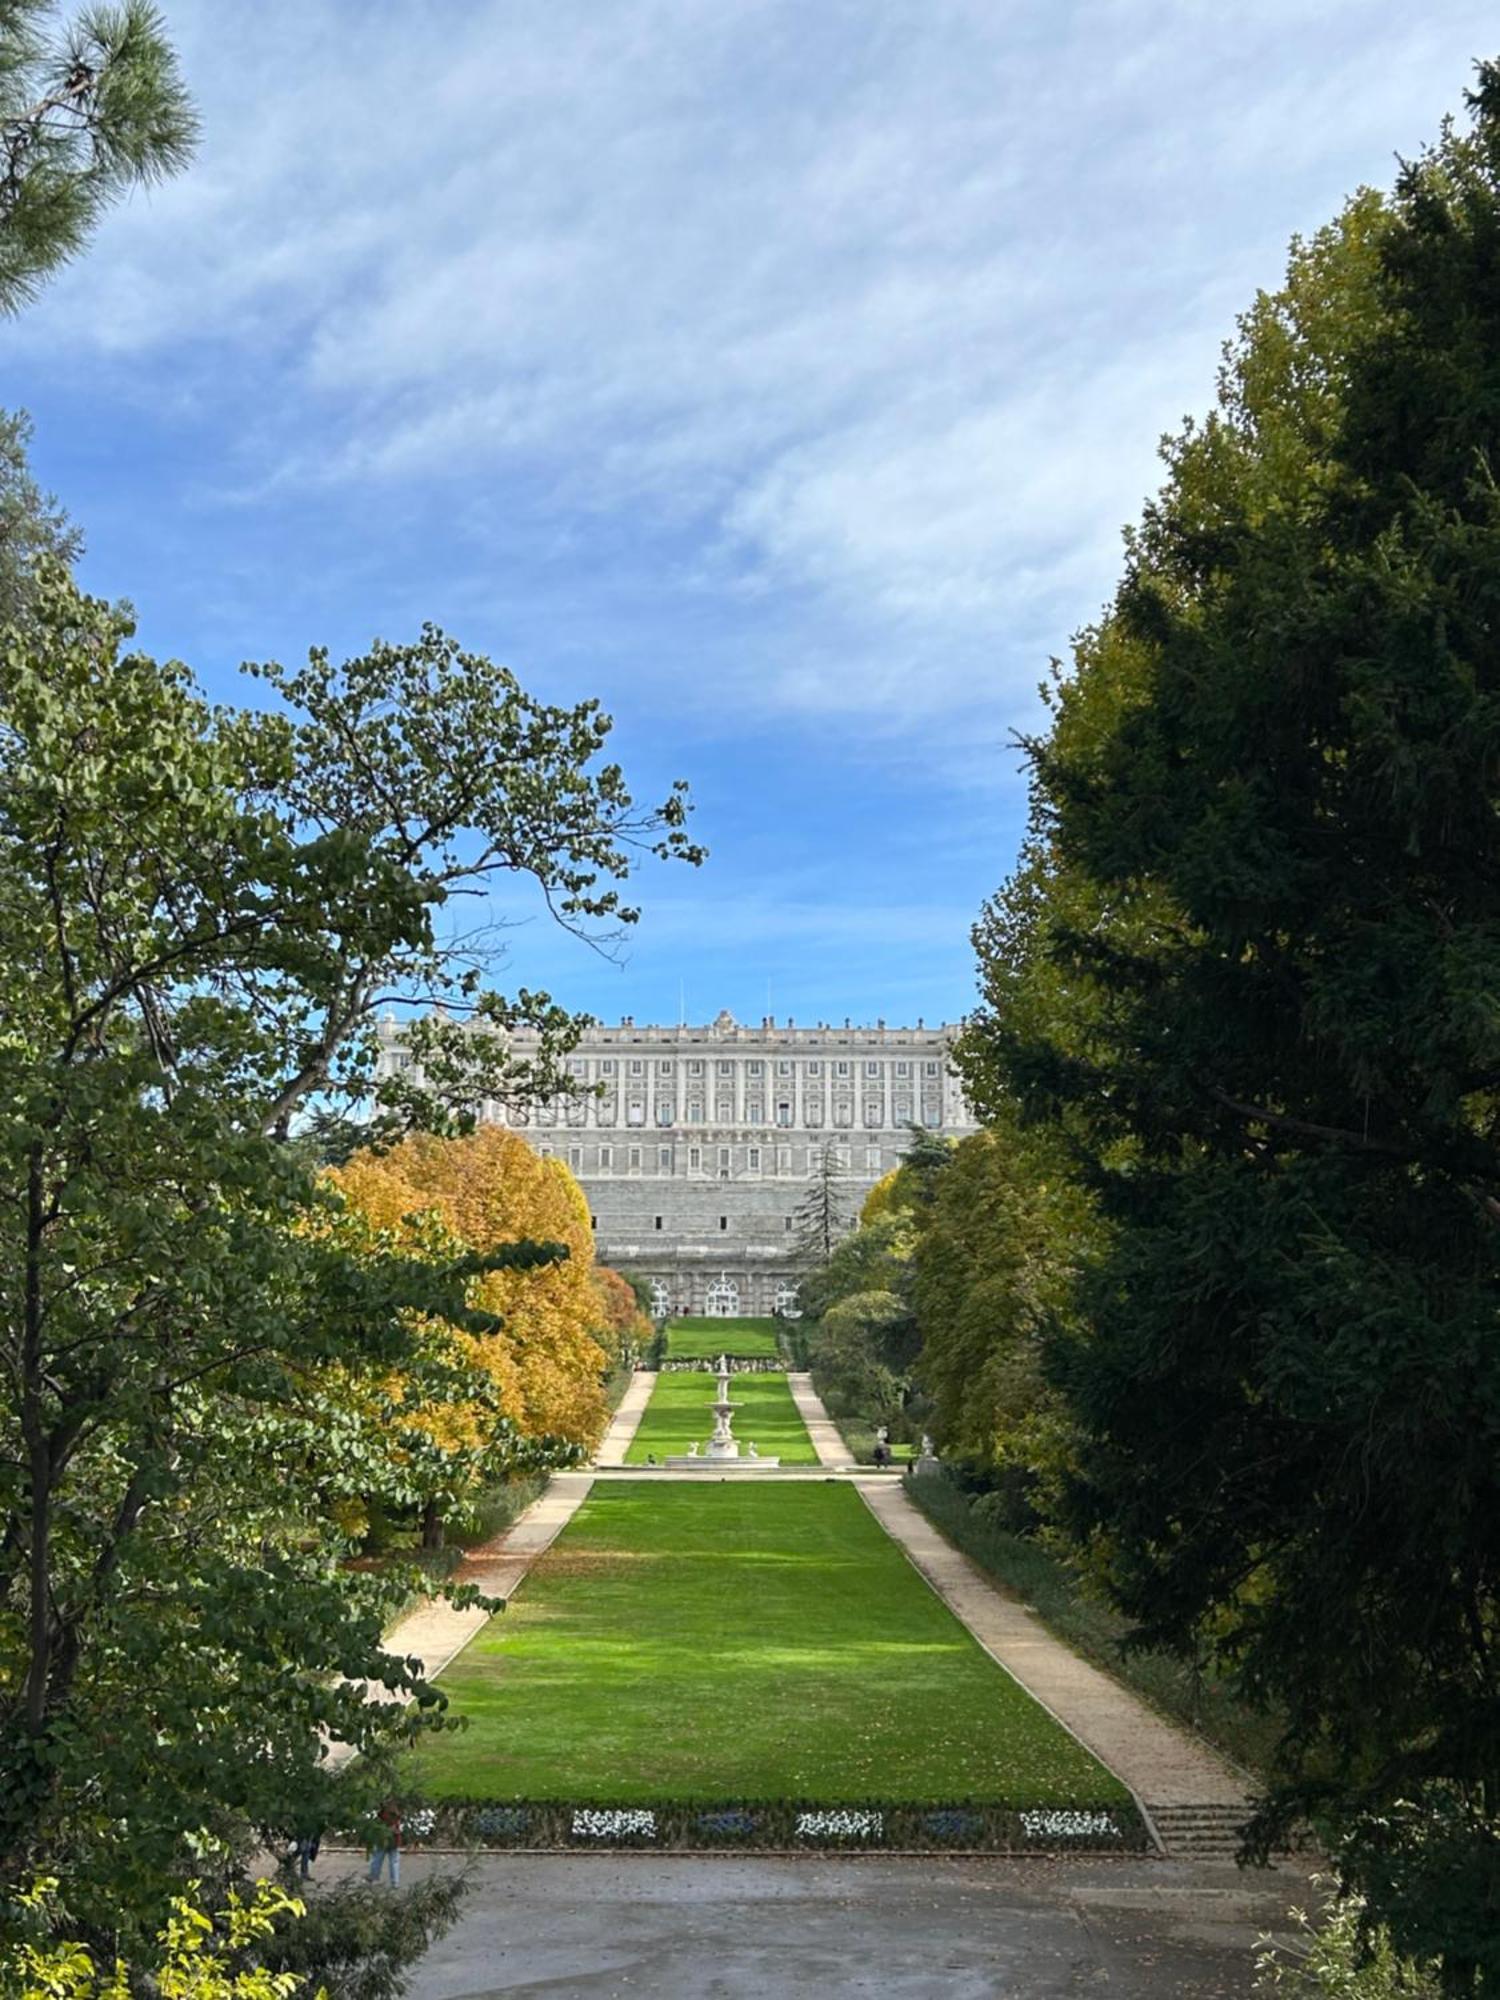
[570,1808,657,1840]
[1019,1808,1118,1840]
[405,1808,437,1841]
[795,1809,884,1841]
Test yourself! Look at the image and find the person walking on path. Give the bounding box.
[367,1801,402,1885]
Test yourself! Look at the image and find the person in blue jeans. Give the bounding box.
[367,1801,402,1885]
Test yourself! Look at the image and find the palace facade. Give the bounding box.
[378,1009,978,1318]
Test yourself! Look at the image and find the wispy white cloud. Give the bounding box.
[18,0,1497,749]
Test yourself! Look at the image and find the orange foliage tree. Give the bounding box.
[591,1264,653,1371]
[330,1127,613,1541]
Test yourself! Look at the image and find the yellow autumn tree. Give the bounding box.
[333,1126,610,1454]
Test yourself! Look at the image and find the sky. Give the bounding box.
[9,0,1496,1031]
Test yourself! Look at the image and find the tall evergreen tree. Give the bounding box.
[966,66,1500,1988]
[793,1141,849,1265]
[0,1,196,313]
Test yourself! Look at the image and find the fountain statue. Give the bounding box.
[665,1353,780,1469]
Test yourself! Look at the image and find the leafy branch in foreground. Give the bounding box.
[0,569,700,1938]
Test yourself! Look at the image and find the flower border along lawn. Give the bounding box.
[416,1482,1127,1808]
[664,1316,781,1359]
[624,1370,819,1465]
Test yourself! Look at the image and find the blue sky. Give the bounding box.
[10,1,1495,1030]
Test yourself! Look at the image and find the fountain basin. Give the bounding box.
[663,1453,781,1469]
[659,1352,781,1467]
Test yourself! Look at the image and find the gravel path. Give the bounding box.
[786,1370,856,1466]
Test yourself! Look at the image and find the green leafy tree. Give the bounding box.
[0,1876,317,2000]
[0,571,700,1936]
[966,66,1500,1987]
[910,1118,1089,1504]
[0,0,196,313]
[810,1290,907,1427]
[0,410,79,623]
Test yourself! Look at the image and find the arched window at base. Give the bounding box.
[706,1276,740,1318]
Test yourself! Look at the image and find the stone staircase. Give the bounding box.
[1148,1802,1248,1860]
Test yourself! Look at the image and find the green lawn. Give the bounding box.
[416,1482,1127,1805]
[664,1316,782,1359]
[625,1370,819,1465]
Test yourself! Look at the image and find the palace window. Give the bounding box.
[836,1061,850,1077]
[599,1146,612,1169]
[629,1146,642,1170]
[834,1104,853,1127]
[654,1216,663,1231]
[746,1100,763,1122]
[718,1060,733,1075]
[658,1059,674,1073]
[688,1102,704,1123]
[719,1215,729,1231]
[601,1060,616,1074]
[627,1102,645,1125]
[777,1060,792,1075]
[776,1101,792,1126]
[748,1060,763,1075]
[864,1101,881,1126]
[895,1061,910,1076]
[569,1147,581,1168]
[748,1147,761,1172]
[924,1061,939,1075]
[866,1147,881,1171]
[776,1146,791,1174]
[866,1061,881,1076]
[784,1215,794,1231]
[688,1146,701,1170]
[807,1061,821,1075]
[658,1146,672,1170]
[689,1060,704,1075]
[629,1059,644,1074]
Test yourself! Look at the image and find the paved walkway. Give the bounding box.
[785,1371,1252,1851]
[364,1850,1308,1999]
[786,1370,856,1466]
[593,1369,656,1465]
[858,1477,1251,1834]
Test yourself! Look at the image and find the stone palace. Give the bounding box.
[381,1009,977,1319]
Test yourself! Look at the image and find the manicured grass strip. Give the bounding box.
[664,1316,782,1359]
[624,1370,819,1464]
[416,1482,1127,1806]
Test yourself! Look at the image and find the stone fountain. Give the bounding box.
[666,1355,780,1470]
